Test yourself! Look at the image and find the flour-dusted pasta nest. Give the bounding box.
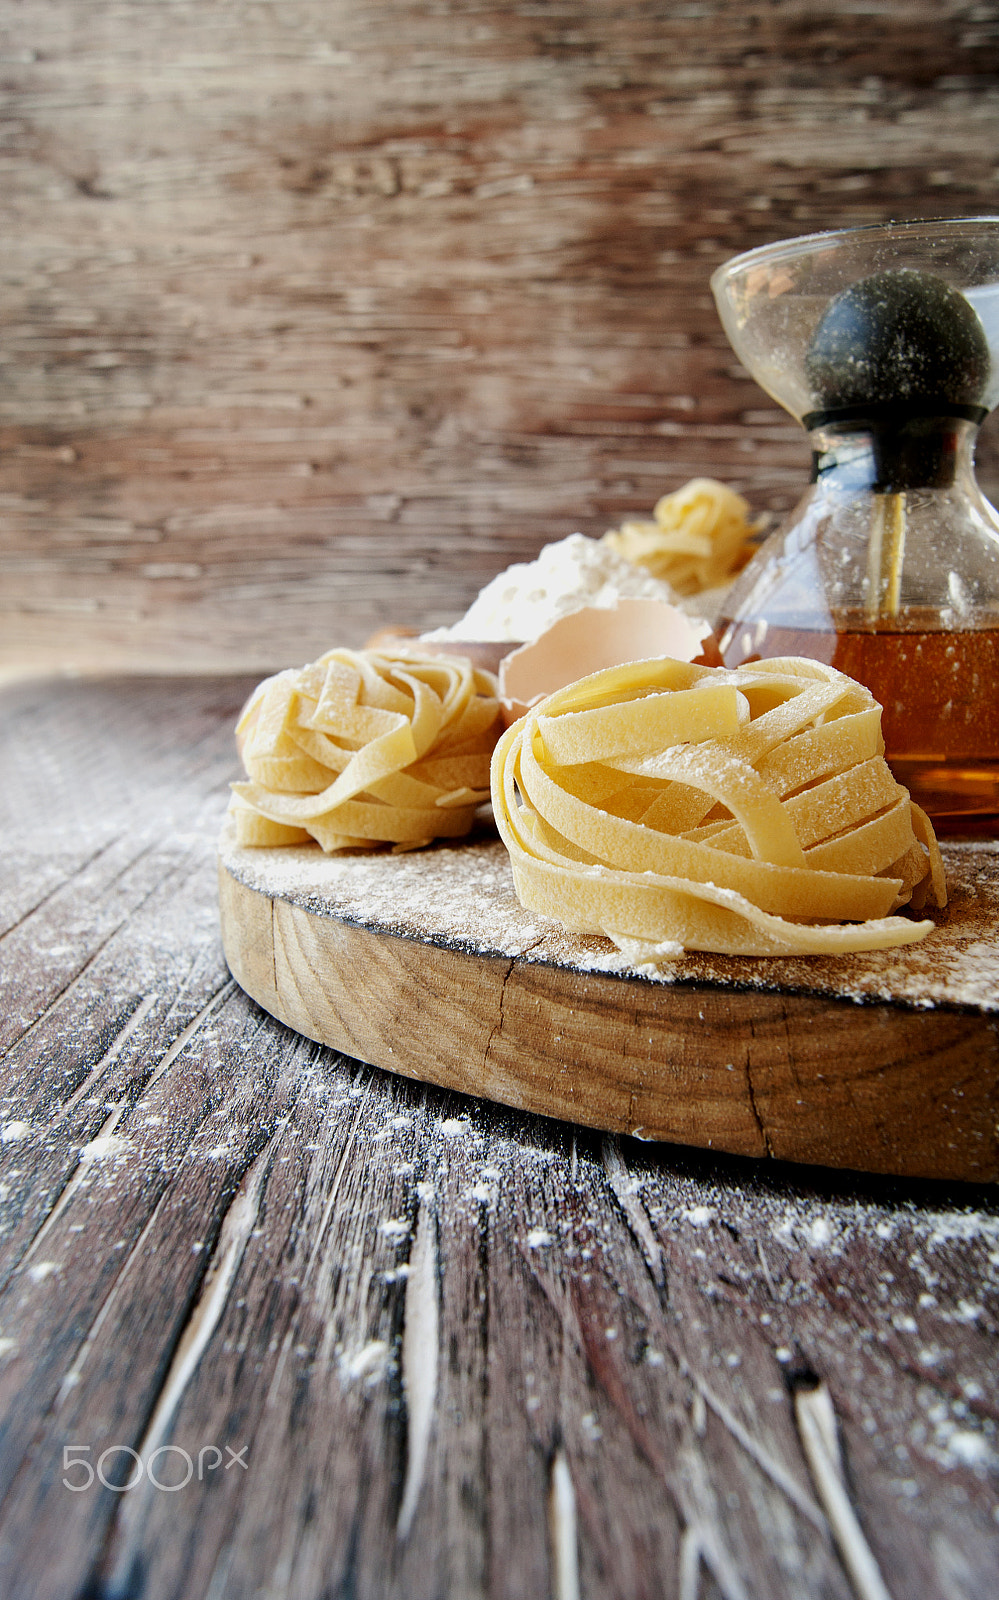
[230,646,503,852]
[490,655,947,959]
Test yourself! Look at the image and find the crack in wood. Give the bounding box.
[794,1379,894,1600]
[50,992,159,1127]
[137,980,236,1100]
[139,1144,276,1448]
[303,1079,371,1279]
[52,1170,189,1412]
[396,1182,439,1541]
[0,842,188,1059]
[5,979,238,1291]
[568,1164,828,1544]
[99,1127,284,1595]
[548,1445,581,1600]
[678,1521,751,1600]
[755,1239,779,1302]
[744,1025,773,1159]
[601,1135,666,1290]
[481,956,516,1072]
[0,841,110,943]
[677,1524,703,1600]
[478,936,549,1074]
[683,1362,826,1531]
[529,1206,749,1588]
[3,976,239,1303]
[594,1234,826,1537]
[2,929,135,1061]
[15,1101,131,1274]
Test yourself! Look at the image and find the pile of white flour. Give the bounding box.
[425,533,685,643]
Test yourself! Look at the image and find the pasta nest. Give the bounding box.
[602,477,762,596]
[230,647,503,852]
[490,655,947,959]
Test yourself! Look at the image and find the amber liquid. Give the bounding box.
[718,614,999,833]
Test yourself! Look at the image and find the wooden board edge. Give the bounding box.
[218,863,999,1183]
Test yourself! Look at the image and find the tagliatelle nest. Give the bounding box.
[490,655,946,959]
[230,647,503,852]
[602,477,762,596]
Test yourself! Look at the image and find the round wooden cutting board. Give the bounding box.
[218,817,999,1183]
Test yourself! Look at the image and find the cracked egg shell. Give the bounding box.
[498,599,721,726]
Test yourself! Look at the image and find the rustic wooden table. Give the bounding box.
[1,674,997,1600]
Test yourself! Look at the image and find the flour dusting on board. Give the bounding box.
[218,817,999,1011]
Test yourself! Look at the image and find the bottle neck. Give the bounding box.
[809,415,979,494]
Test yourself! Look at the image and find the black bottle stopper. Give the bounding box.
[803,268,990,490]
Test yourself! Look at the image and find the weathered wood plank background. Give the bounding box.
[2,676,998,1600]
[3,1,999,675]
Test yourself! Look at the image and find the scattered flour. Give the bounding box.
[438,1118,474,1138]
[378,1218,410,1240]
[27,1261,58,1283]
[341,1339,392,1385]
[941,1430,993,1470]
[79,1134,130,1162]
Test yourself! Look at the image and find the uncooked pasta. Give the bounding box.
[602,477,761,596]
[231,646,503,852]
[490,655,946,959]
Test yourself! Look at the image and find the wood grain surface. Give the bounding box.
[217,843,999,1184]
[2,675,999,1599]
[3,1,999,677]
